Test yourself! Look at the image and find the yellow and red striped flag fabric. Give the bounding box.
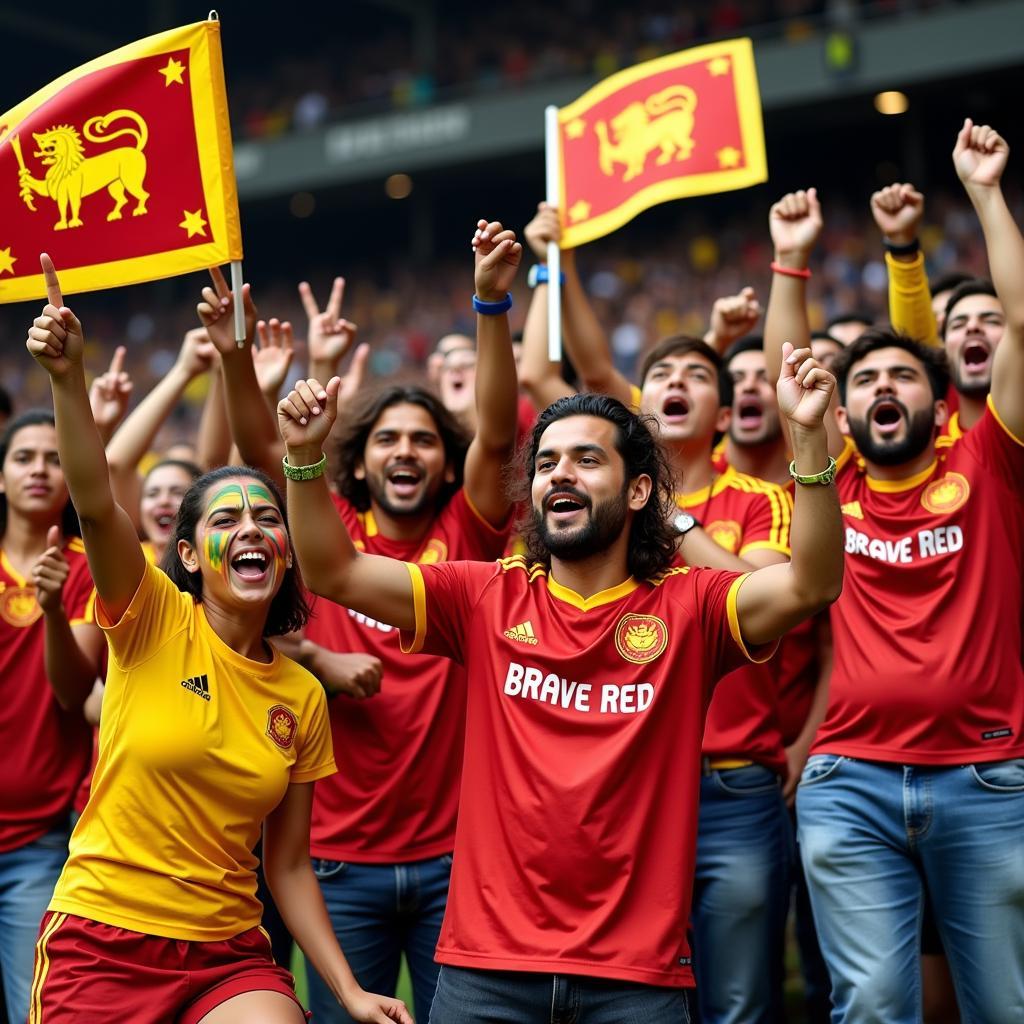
[0,19,242,303]
[557,38,767,249]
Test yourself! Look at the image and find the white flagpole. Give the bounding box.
[544,105,562,363]
[230,260,245,347]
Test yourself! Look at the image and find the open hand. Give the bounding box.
[32,526,69,615]
[953,118,1009,189]
[26,254,84,378]
[777,342,835,430]
[253,318,294,398]
[197,266,258,353]
[472,219,522,301]
[870,182,924,245]
[769,189,822,262]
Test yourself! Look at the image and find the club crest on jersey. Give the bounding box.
[921,472,970,515]
[614,613,669,664]
[0,585,42,627]
[705,520,742,553]
[266,704,298,750]
[418,538,448,565]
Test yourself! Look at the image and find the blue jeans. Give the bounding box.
[692,764,792,1024]
[308,854,453,1023]
[428,965,695,1024]
[797,755,1024,1023]
[0,828,69,1024]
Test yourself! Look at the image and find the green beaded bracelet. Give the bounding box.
[282,453,327,482]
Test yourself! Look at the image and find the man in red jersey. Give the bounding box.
[763,120,1024,1024]
[217,221,518,1024]
[278,245,843,1024]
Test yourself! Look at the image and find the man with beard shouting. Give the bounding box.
[764,119,1024,1024]
[277,275,842,1024]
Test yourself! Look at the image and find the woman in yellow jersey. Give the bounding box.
[25,255,412,1024]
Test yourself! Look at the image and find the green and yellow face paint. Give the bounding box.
[200,480,290,593]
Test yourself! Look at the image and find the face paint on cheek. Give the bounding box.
[205,531,230,574]
[261,525,289,584]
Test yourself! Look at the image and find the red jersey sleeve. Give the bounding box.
[400,560,501,663]
[443,489,513,560]
[736,483,792,558]
[96,560,192,669]
[961,397,1024,493]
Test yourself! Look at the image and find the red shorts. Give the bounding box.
[30,911,310,1023]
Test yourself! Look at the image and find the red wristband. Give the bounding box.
[770,261,812,279]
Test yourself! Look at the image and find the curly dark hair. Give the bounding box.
[0,409,80,539]
[510,393,678,581]
[159,465,311,637]
[833,328,949,404]
[331,385,470,512]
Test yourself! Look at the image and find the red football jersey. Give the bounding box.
[0,538,95,852]
[305,491,509,862]
[813,399,1024,763]
[401,555,774,986]
[676,467,791,774]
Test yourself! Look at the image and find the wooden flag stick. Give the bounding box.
[230,260,245,347]
[544,105,562,363]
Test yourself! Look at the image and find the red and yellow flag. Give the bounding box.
[557,38,767,249]
[0,19,241,303]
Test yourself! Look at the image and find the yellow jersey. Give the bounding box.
[50,561,336,940]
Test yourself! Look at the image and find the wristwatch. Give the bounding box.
[788,456,838,486]
[674,512,701,536]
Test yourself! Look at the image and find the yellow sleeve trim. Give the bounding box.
[291,759,339,784]
[726,573,780,665]
[399,562,427,655]
[835,436,857,473]
[988,394,1024,447]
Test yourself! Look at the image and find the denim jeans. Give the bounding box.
[0,828,69,1024]
[308,854,453,1023]
[797,755,1024,1023]
[428,965,695,1024]
[692,764,792,1024]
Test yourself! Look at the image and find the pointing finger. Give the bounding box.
[109,345,126,376]
[298,280,320,320]
[40,253,63,308]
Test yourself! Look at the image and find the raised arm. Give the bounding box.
[733,343,844,645]
[299,276,359,386]
[870,182,939,347]
[88,345,133,444]
[106,327,215,522]
[463,218,522,527]
[279,378,416,628]
[764,189,845,459]
[519,203,576,410]
[198,267,284,486]
[26,256,146,622]
[195,362,232,470]
[955,118,1024,439]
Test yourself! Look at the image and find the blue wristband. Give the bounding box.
[527,264,567,288]
[472,293,513,315]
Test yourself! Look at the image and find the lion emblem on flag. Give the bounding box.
[595,85,698,183]
[15,108,150,230]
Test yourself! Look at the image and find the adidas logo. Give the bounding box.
[504,621,538,645]
[841,500,864,520]
[181,673,211,701]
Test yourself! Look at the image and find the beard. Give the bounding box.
[531,485,629,562]
[951,362,991,400]
[847,399,936,466]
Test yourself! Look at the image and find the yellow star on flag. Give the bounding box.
[0,247,16,275]
[159,58,186,86]
[565,118,587,140]
[716,146,742,168]
[568,200,592,222]
[179,209,208,238]
[707,57,731,76]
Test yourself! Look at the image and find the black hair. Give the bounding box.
[929,271,973,298]
[332,385,470,512]
[142,458,203,487]
[826,311,875,332]
[639,335,734,409]
[0,385,11,421]
[0,410,80,538]
[158,465,311,637]
[723,334,765,365]
[511,393,678,581]
[811,330,843,346]
[832,328,949,404]
[941,278,1000,339]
